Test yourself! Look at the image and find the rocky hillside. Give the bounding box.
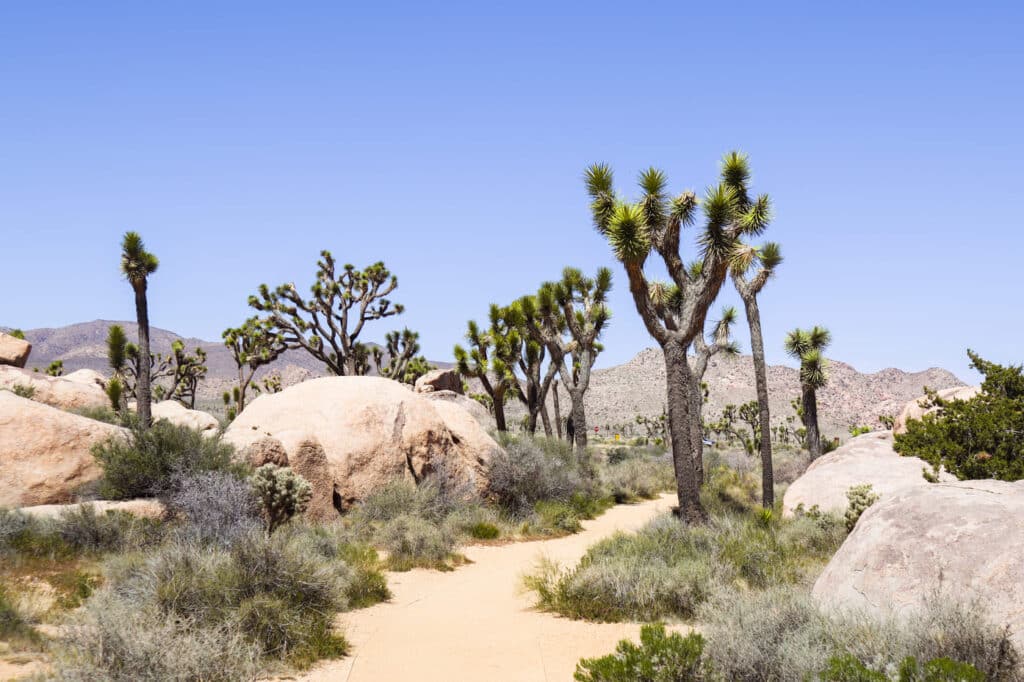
[9,321,963,435]
[502,348,965,440]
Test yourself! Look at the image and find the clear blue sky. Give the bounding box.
[2,2,1021,381]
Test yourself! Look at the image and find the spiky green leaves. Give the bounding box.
[107,324,128,373]
[758,242,783,271]
[585,163,615,234]
[120,231,159,287]
[785,326,832,389]
[607,203,651,264]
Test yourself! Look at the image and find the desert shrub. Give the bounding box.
[165,471,262,547]
[823,653,986,681]
[0,584,42,649]
[250,464,311,533]
[441,504,506,540]
[92,421,244,499]
[603,456,675,502]
[700,466,761,516]
[93,527,372,668]
[11,383,36,399]
[773,449,812,487]
[844,484,880,531]
[525,508,845,622]
[574,624,708,681]
[699,586,1021,682]
[894,351,1024,481]
[488,435,593,516]
[54,504,164,554]
[468,521,500,539]
[533,500,583,534]
[52,592,261,681]
[376,514,456,570]
[72,405,122,425]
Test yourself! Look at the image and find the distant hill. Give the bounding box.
[9,320,450,407]
[498,348,966,440]
[8,321,964,436]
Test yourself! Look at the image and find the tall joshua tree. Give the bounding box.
[223,317,287,415]
[732,242,783,507]
[505,301,562,435]
[586,153,772,523]
[517,267,611,450]
[454,305,521,431]
[249,252,406,375]
[784,326,831,460]
[120,232,159,428]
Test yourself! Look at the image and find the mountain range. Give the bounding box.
[8,320,965,435]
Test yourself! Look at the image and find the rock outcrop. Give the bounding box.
[16,499,165,520]
[0,391,125,507]
[0,332,32,367]
[421,390,492,427]
[782,431,953,516]
[892,385,980,435]
[813,479,1024,651]
[224,376,500,511]
[152,400,219,435]
[414,368,463,394]
[0,366,108,411]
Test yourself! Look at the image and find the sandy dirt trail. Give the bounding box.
[297,493,676,682]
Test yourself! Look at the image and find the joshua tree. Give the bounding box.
[167,341,207,409]
[249,252,405,375]
[223,317,287,415]
[45,360,64,377]
[120,232,159,428]
[454,305,521,431]
[784,325,832,459]
[372,328,434,384]
[517,267,611,450]
[504,302,561,435]
[586,152,772,523]
[687,305,740,482]
[732,242,783,507]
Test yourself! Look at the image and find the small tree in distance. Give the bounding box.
[454,305,521,431]
[249,252,405,375]
[784,325,832,460]
[223,316,287,416]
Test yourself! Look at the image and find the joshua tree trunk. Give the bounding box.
[552,383,563,439]
[134,284,153,428]
[568,391,587,449]
[540,403,553,437]
[744,299,774,507]
[493,385,508,432]
[664,340,707,524]
[802,384,822,459]
[688,376,705,483]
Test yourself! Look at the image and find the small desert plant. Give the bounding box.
[11,383,35,399]
[376,514,456,570]
[603,455,675,502]
[166,471,262,546]
[488,435,592,516]
[0,584,42,649]
[251,464,312,534]
[574,623,708,681]
[845,483,880,531]
[92,420,243,499]
[823,653,986,681]
[54,504,164,554]
[849,425,872,437]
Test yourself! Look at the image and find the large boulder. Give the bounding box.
[0,391,126,507]
[414,368,463,394]
[782,431,953,516]
[0,366,108,411]
[0,332,31,367]
[813,480,1024,651]
[421,389,492,427]
[152,400,219,435]
[223,376,501,511]
[893,385,980,435]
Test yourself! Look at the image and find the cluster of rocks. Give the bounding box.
[782,386,1023,652]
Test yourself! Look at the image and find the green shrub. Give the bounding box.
[525,508,845,623]
[895,351,1024,481]
[11,383,35,399]
[92,421,244,499]
[574,624,708,681]
[71,405,122,425]
[376,514,456,570]
[468,521,500,539]
[250,464,311,533]
[0,584,42,649]
[534,500,582,534]
[822,653,986,681]
[603,456,675,502]
[844,484,880,532]
[488,434,595,517]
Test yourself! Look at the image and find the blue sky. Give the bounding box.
[2,2,1021,381]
